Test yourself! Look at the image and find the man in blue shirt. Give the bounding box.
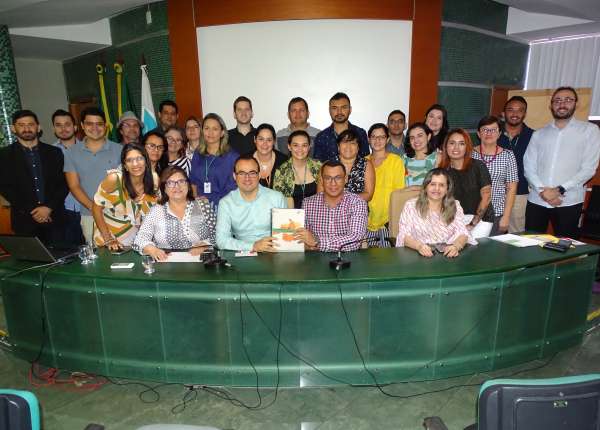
[216,154,287,251]
[313,92,369,162]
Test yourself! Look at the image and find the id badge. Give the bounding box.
[203,182,212,194]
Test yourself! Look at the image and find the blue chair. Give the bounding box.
[0,389,40,430]
[424,374,600,430]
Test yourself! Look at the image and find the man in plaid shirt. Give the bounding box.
[294,161,368,252]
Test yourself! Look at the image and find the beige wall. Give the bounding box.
[14,58,69,142]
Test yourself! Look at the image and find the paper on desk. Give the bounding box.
[489,234,541,247]
[160,252,201,262]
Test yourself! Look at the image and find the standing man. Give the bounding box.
[63,107,122,243]
[151,100,179,133]
[117,111,143,145]
[0,110,68,245]
[498,96,534,233]
[386,109,406,156]
[52,109,84,246]
[216,154,287,251]
[524,86,600,238]
[228,96,256,155]
[276,97,321,156]
[313,92,369,162]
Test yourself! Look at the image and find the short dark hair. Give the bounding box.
[504,96,528,111]
[405,122,434,158]
[552,86,578,102]
[368,123,389,138]
[234,153,260,173]
[387,110,406,121]
[477,115,500,130]
[51,109,76,124]
[233,96,253,111]
[321,160,346,177]
[80,107,106,123]
[159,100,178,113]
[288,129,310,145]
[159,166,193,204]
[337,129,359,145]
[255,123,276,141]
[329,92,350,104]
[12,109,39,125]
[288,97,308,112]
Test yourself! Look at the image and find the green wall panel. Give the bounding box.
[440,27,529,86]
[443,0,508,34]
[110,1,169,46]
[438,86,490,130]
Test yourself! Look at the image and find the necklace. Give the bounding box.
[478,144,500,164]
[255,151,275,171]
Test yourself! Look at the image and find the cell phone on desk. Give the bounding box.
[110,246,131,255]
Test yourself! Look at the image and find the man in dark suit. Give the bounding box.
[0,110,68,245]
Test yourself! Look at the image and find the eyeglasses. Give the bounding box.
[235,171,259,179]
[480,128,499,135]
[166,136,183,143]
[323,175,344,183]
[165,179,187,188]
[125,156,145,164]
[146,143,165,151]
[370,135,387,141]
[551,97,576,105]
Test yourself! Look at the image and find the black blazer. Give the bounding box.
[0,142,68,229]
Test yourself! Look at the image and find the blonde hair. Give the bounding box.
[198,112,231,156]
[415,168,457,225]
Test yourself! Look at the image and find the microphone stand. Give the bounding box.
[329,237,374,271]
[203,246,228,268]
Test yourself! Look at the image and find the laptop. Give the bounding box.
[0,235,79,263]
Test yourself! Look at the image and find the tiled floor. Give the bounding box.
[1,295,599,430]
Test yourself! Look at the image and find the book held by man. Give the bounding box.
[272,208,305,252]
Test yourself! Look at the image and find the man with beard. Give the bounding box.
[524,86,600,238]
[276,97,321,156]
[386,109,406,156]
[313,92,369,161]
[151,100,179,133]
[498,96,534,232]
[117,111,143,145]
[52,109,84,245]
[0,110,68,244]
[228,96,256,155]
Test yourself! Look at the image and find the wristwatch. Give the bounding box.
[557,185,566,195]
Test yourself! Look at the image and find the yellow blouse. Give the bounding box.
[367,153,406,231]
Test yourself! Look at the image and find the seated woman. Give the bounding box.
[396,168,476,258]
[403,122,440,191]
[92,144,159,251]
[142,131,167,174]
[440,128,494,237]
[134,166,216,261]
[335,129,375,201]
[165,126,191,175]
[189,113,239,208]
[273,130,322,208]
[366,123,405,247]
[252,123,288,188]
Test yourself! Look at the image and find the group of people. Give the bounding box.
[0,86,598,259]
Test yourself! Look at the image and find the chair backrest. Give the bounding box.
[0,389,40,430]
[581,185,600,240]
[477,374,600,430]
[388,188,420,239]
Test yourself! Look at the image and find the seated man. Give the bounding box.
[216,154,287,251]
[295,161,368,251]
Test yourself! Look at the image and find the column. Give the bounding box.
[0,25,21,147]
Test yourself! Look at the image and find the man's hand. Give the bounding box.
[547,197,563,207]
[31,206,52,223]
[252,237,276,253]
[293,228,318,249]
[540,187,561,203]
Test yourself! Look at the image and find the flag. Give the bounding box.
[96,63,114,137]
[140,64,157,134]
[112,61,134,141]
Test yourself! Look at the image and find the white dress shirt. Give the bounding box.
[523,118,600,208]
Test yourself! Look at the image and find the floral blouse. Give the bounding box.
[273,157,322,197]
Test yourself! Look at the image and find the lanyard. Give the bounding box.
[205,155,217,181]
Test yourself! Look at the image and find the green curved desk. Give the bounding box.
[0,239,598,387]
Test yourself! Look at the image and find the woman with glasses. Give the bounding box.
[142,131,167,174]
[335,129,375,202]
[92,144,159,251]
[189,113,239,207]
[472,116,518,235]
[165,126,191,175]
[366,123,405,247]
[252,123,288,189]
[396,168,475,257]
[185,116,202,158]
[134,166,216,261]
[273,130,322,208]
[424,104,449,151]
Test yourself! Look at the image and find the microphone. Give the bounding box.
[203,245,228,268]
[329,237,376,271]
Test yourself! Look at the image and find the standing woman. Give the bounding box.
[273,130,321,209]
[92,144,159,250]
[336,129,375,202]
[165,126,191,175]
[366,123,405,247]
[471,116,518,235]
[424,104,449,151]
[141,131,167,174]
[440,128,494,235]
[185,116,202,158]
[403,123,440,191]
[189,113,239,207]
[252,123,288,189]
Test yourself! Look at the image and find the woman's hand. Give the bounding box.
[189,245,209,256]
[144,245,168,262]
[417,243,433,257]
[104,237,122,252]
[443,244,460,258]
